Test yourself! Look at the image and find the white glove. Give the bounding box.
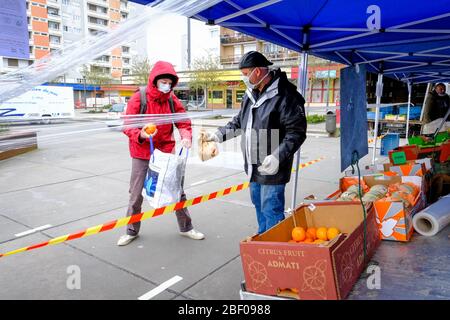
[201,131,219,142]
[258,155,279,175]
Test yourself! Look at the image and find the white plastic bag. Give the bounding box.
[142,138,188,208]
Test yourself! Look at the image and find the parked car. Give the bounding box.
[106,103,126,128]
[107,103,126,119]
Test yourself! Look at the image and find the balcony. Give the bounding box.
[220,51,299,66]
[50,42,62,49]
[87,20,109,31]
[92,59,111,68]
[220,34,256,45]
[47,0,61,9]
[48,27,62,36]
[87,0,109,6]
[47,12,62,22]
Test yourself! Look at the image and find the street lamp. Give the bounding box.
[83,76,87,109]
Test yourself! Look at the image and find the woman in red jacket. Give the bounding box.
[119,61,205,246]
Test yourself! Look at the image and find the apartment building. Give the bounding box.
[0,0,135,82]
[220,27,300,68]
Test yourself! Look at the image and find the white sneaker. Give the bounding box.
[179,229,205,240]
[117,234,138,246]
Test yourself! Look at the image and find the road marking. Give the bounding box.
[190,180,206,187]
[138,276,183,300]
[15,224,52,238]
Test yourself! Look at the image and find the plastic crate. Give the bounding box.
[381,133,400,155]
[367,111,386,120]
[399,106,422,115]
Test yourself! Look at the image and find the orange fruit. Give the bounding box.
[303,238,314,243]
[306,227,317,240]
[327,227,340,240]
[291,288,299,294]
[314,239,325,244]
[291,227,306,242]
[145,123,157,135]
[316,227,328,241]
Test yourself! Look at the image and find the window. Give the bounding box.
[63,25,69,31]
[236,90,245,103]
[49,21,60,30]
[50,35,60,44]
[122,69,130,75]
[122,46,130,53]
[123,58,130,64]
[48,8,59,16]
[212,91,223,99]
[8,59,19,67]
[89,17,108,26]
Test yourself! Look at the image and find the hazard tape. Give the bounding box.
[0,182,250,259]
[292,156,325,172]
[0,157,325,259]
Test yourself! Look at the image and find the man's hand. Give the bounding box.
[181,138,192,149]
[258,155,279,175]
[201,131,219,142]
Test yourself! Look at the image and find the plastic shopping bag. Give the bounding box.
[142,137,188,208]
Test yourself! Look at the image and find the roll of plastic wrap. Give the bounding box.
[413,195,450,236]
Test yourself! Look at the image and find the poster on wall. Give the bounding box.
[340,65,368,172]
[0,0,29,59]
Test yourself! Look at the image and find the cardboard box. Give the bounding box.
[383,162,427,177]
[240,202,380,300]
[327,176,425,242]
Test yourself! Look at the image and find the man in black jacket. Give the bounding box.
[203,51,307,234]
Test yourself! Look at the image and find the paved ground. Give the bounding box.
[0,117,448,300]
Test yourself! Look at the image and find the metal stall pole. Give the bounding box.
[290,51,309,216]
[405,81,412,141]
[371,73,384,165]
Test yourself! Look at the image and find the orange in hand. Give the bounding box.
[291,227,306,242]
[316,227,328,241]
[145,123,157,135]
[327,227,340,240]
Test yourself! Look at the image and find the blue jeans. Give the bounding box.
[249,183,286,234]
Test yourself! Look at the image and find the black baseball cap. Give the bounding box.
[239,51,273,69]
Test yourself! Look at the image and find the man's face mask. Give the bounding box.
[157,82,171,93]
[241,67,269,90]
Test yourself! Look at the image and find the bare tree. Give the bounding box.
[190,54,223,109]
[131,56,153,85]
[81,65,112,111]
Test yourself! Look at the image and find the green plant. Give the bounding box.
[306,114,325,123]
[102,104,112,109]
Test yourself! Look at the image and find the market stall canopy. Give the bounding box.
[132,0,450,78]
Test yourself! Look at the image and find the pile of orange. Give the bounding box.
[290,226,341,244]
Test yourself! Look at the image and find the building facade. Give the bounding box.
[0,0,135,83]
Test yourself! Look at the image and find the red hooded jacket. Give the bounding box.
[123,61,192,160]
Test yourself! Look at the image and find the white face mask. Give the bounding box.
[157,82,171,93]
[241,68,269,90]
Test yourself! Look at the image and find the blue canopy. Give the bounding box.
[131,0,450,81]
